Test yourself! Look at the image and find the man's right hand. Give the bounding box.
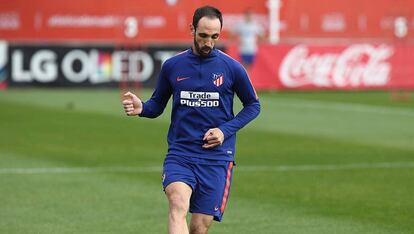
[122,91,143,116]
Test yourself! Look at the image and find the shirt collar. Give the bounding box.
[188,47,218,59]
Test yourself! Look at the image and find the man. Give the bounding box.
[231,9,265,72]
[122,5,260,234]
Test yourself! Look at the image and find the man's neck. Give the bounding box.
[191,45,200,56]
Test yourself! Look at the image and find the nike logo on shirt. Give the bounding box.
[176,77,190,82]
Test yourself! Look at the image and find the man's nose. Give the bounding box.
[205,39,213,47]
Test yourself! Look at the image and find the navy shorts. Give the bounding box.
[240,54,255,65]
[162,155,234,222]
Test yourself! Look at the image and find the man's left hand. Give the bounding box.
[202,128,224,149]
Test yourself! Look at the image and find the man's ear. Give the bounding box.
[190,24,195,36]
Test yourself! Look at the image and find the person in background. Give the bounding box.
[231,9,265,73]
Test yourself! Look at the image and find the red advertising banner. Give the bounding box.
[281,0,414,41]
[0,0,268,44]
[1,0,413,43]
[227,44,414,91]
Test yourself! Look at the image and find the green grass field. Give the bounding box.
[1,88,413,234]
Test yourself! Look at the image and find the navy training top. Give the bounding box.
[139,48,260,161]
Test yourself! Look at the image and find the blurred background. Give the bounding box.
[1,0,413,90]
[1,1,414,234]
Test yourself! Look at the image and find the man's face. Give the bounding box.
[192,17,221,57]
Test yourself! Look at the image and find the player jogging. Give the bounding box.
[122,5,260,234]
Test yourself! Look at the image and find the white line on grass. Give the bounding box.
[275,99,414,117]
[240,161,414,172]
[0,162,413,175]
[0,166,161,174]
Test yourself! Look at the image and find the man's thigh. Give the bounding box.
[165,181,193,207]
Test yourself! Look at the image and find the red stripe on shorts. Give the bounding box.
[220,161,234,213]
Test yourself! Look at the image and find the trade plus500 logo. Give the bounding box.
[180,91,220,107]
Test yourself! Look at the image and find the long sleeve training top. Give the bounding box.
[139,48,260,161]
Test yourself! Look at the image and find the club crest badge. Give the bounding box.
[212,73,224,87]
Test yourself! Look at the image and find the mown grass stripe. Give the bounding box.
[1,161,413,175]
[270,99,414,117]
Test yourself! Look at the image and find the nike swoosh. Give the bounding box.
[177,77,190,81]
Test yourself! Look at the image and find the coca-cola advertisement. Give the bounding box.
[229,44,414,91]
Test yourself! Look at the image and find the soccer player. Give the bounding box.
[231,9,265,72]
[122,5,260,234]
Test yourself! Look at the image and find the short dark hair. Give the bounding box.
[192,5,223,30]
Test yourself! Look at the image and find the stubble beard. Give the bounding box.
[194,37,212,58]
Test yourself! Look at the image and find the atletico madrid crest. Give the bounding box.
[212,73,224,87]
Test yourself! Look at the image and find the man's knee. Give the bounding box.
[168,193,189,214]
[165,182,192,217]
[190,214,213,234]
[190,224,209,234]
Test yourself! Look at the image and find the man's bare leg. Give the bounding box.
[165,182,193,234]
[189,213,214,234]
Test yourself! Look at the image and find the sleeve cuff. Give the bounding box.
[138,101,145,117]
[218,126,230,140]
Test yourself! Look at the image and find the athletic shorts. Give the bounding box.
[240,54,255,65]
[162,155,234,222]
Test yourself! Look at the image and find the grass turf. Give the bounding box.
[0,89,413,233]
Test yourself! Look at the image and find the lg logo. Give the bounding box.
[12,50,57,83]
[10,48,177,84]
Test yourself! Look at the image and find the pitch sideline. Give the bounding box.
[1,161,414,175]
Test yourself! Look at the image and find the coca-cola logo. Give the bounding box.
[279,44,394,88]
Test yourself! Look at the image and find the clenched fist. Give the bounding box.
[202,128,224,149]
[122,91,143,116]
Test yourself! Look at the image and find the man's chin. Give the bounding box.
[200,49,211,57]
